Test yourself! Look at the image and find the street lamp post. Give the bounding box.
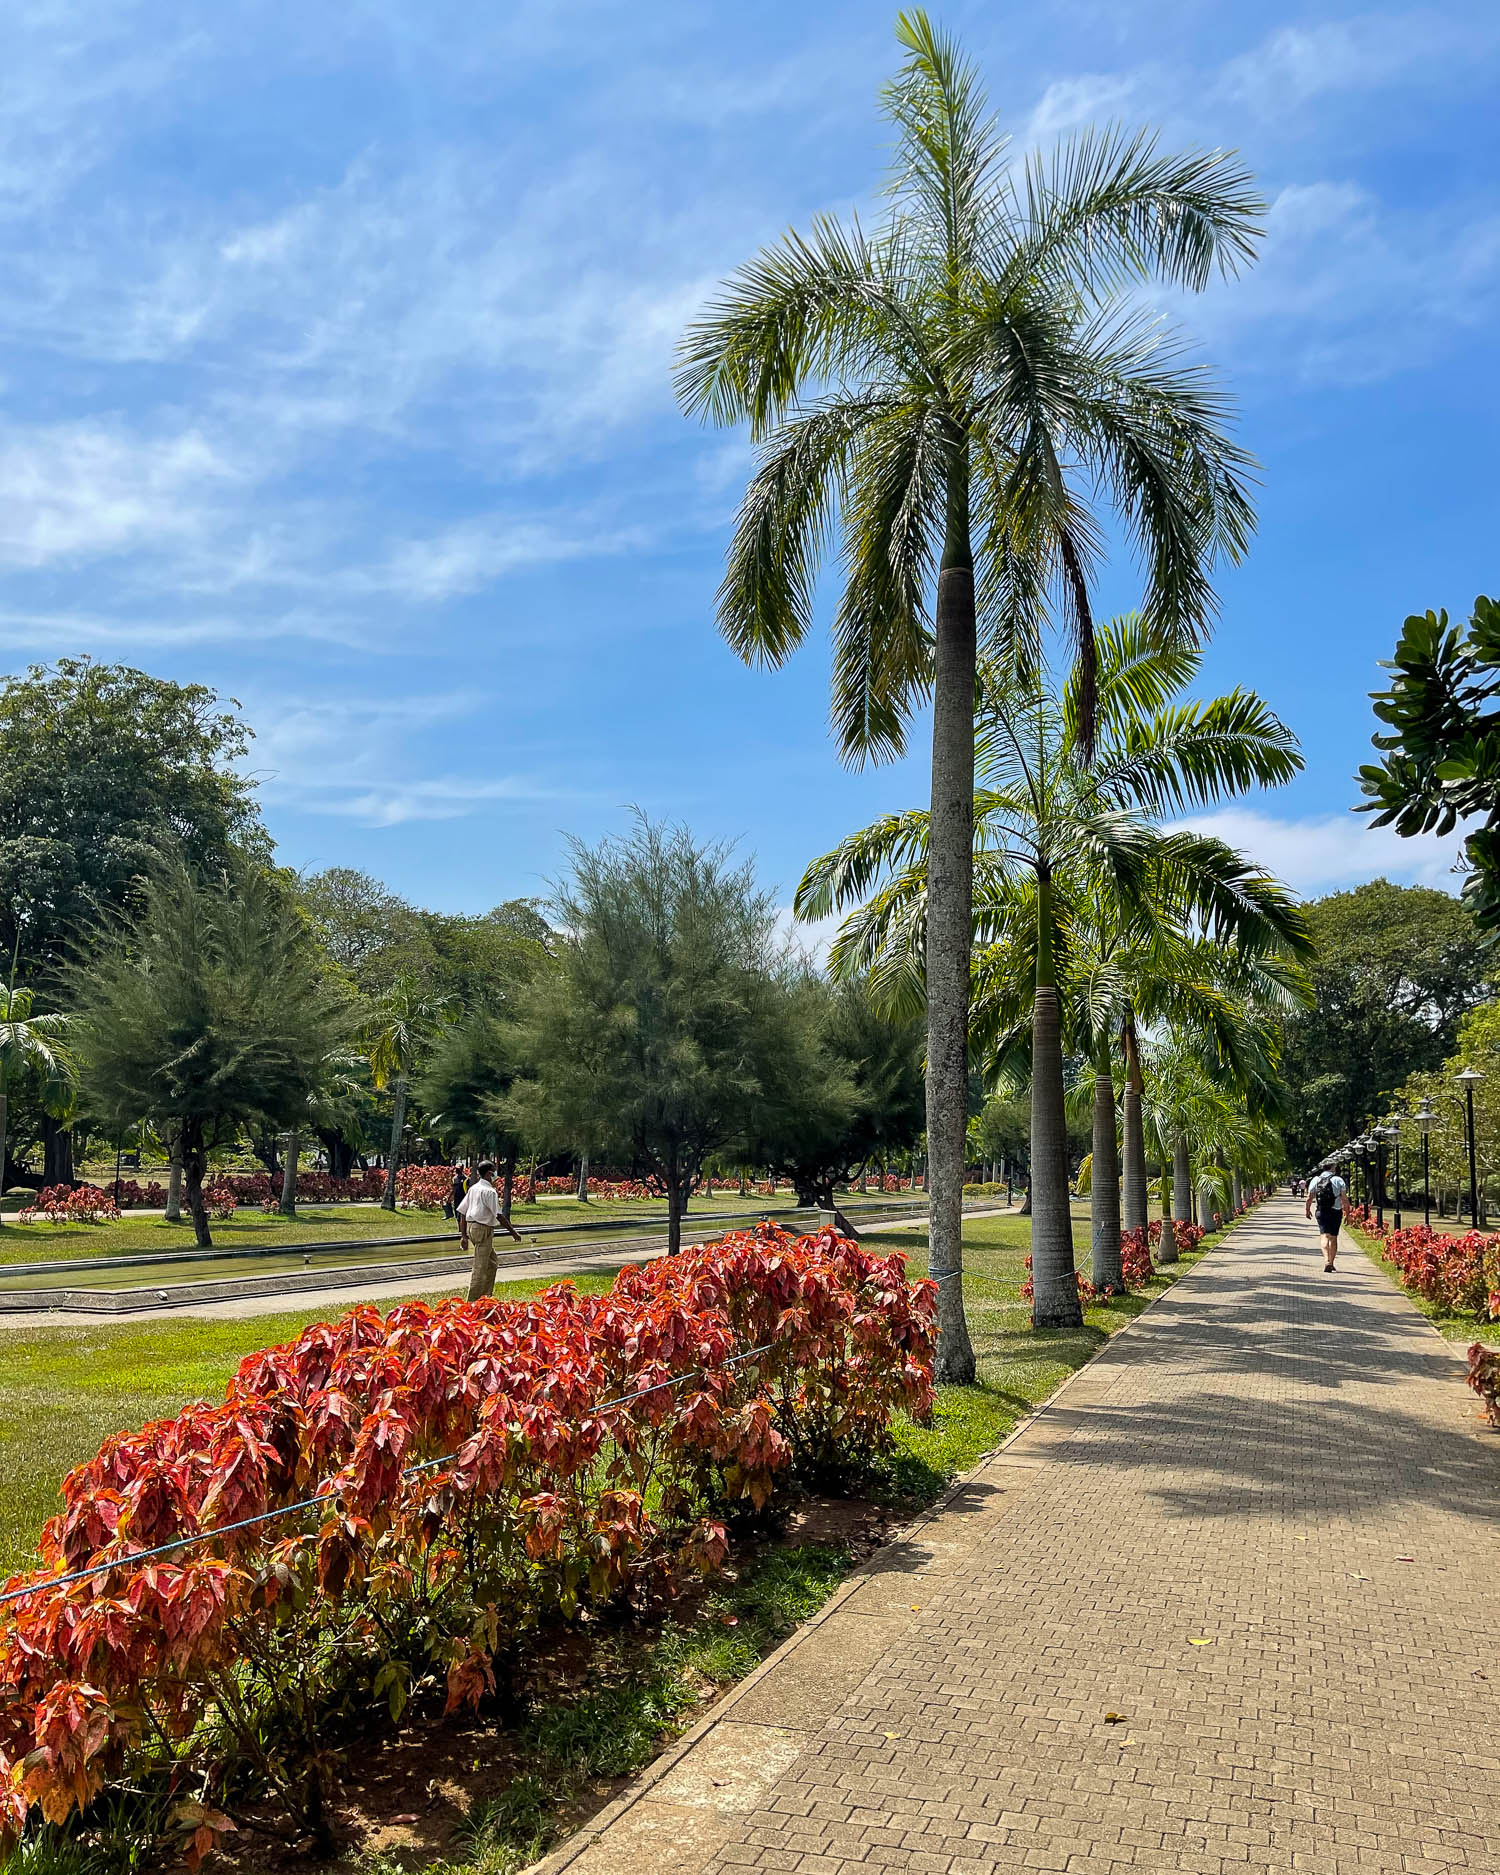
[1390,1113,1405,1230]
[1417,1100,1434,1229]
[1458,1068,1483,1228]
[1373,1128,1388,1231]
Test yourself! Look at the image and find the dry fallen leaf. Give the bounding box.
[1188,1637,1214,1646]
[883,1731,900,1740]
[1104,1712,1125,1723]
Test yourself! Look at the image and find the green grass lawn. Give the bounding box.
[0,1189,855,1272]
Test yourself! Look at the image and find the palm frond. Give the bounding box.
[884,10,1008,275]
[829,402,946,759]
[1004,125,1264,300]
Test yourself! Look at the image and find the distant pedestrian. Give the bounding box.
[1304,1166,1347,1272]
[460,1161,500,1299]
[447,1161,470,1220]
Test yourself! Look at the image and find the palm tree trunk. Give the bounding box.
[576,1150,589,1202]
[1157,1161,1177,1264]
[1120,1016,1147,1234]
[0,1084,8,1205]
[381,1078,407,1211]
[1159,1131,1190,1265]
[1232,1167,1243,1212]
[925,446,978,1383]
[279,1127,300,1218]
[1090,1061,1123,1293]
[1031,865,1082,1329]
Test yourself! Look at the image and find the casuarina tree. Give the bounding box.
[676,12,1261,1376]
[68,858,342,1247]
[515,817,785,1255]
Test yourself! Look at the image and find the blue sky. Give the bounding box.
[4,1,1498,917]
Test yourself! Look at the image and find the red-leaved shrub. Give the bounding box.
[394,1163,452,1210]
[16,1187,121,1226]
[1354,1216,1500,1322]
[1467,1342,1500,1427]
[0,1224,932,1861]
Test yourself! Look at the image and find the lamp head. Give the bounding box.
[1457,1066,1484,1087]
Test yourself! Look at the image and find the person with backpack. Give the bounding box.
[1304,1164,1347,1272]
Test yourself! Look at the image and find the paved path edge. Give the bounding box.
[525,1214,1254,1875]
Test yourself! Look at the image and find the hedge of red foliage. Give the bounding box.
[1148,1218,1207,1256]
[0,1224,932,1863]
[223,1168,386,1207]
[393,1163,452,1209]
[1346,1206,1500,1324]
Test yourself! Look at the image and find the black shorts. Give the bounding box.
[1317,1208,1342,1237]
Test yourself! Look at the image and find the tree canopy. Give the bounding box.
[1277,879,1492,1167]
[0,660,266,981]
[516,818,791,1252]
[67,858,343,1245]
[743,976,925,1212]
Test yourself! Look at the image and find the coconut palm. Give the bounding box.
[0,978,71,1196]
[366,980,454,1211]
[797,616,1308,1326]
[676,12,1262,1378]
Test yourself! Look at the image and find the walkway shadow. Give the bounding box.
[1031,1233,1500,1524]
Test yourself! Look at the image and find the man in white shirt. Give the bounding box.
[459,1160,503,1299]
[1304,1165,1347,1273]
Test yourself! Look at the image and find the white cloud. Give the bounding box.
[1215,12,1497,117]
[244,694,588,827]
[0,424,238,568]
[776,903,840,968]
[1025,73,1141,139]
[1168,807,1467,901]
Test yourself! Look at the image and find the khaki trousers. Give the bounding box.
[466,1222,497,1299]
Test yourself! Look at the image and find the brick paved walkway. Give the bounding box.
[539,1196,1500,1875]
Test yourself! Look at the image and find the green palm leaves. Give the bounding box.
[676,12,1261,762]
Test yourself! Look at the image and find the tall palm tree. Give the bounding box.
[797,618,1308,1326]
[676,13,1262,1377]
[366,980,453,1211]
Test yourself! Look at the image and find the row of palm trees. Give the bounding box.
[798,618,1309,1331]
[678,12,1287,1373]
